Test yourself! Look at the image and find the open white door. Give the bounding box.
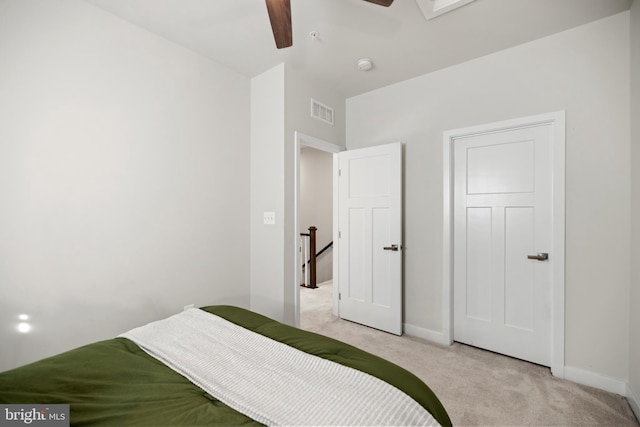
[336,142,402,335]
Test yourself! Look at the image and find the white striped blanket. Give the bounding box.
[120,308,439,426]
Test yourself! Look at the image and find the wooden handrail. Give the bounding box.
[300,240,333,264]
[315,240,334,259]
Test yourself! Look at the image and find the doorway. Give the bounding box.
[294,132,343,328]
[442,111,566,377]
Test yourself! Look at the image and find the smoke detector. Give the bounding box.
[357,58,373,71]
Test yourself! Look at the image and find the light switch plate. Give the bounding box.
[263,211,275,225]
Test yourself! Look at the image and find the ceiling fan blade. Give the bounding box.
[362,0,394,6]
[265,0,292,49]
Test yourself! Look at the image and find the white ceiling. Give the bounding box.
[84,0,633,98]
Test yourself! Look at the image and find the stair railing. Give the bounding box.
[300,226,317,288]
[300,226,334,289]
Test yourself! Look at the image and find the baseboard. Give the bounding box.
[628,383,640,422]
[403,323,450,346]
[564,366,627,396]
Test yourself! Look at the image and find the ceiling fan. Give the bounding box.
[265,0,394,49]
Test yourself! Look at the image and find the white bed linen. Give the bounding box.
[120,308,439,427]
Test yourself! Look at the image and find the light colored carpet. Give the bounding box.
[300,281,639,427]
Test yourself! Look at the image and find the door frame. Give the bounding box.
[293,131,343,328]
[442,111,566,378]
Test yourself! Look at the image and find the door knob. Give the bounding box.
[527,252,548,261]
[383,244,399,251]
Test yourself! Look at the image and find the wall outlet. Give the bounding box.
[184,304,195,311]
[263,211,276,225]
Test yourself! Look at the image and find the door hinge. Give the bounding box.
[339,231,341,238]
[339,293,341,300]
[338,169,342,177]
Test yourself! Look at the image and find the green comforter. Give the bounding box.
[0,305,451,426]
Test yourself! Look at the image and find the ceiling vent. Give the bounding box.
[415,0,477,20]
[310,99,334,126]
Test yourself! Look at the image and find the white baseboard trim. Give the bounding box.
[627,383,640,422]
[564,366,627,396]
[403,323,450,346]
[400,324,636,410]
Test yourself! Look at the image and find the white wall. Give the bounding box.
[0,0,250,371]
[347,12,631,383]
[285,67,346,147]
[284,66,345,322]
[629,0,640,418]
[300,147,333,284]
[250,64,286,321]
[251,64,345,325]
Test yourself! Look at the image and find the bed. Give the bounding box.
[0,305,451,426]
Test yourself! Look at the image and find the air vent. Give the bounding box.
[310,98,334,126]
